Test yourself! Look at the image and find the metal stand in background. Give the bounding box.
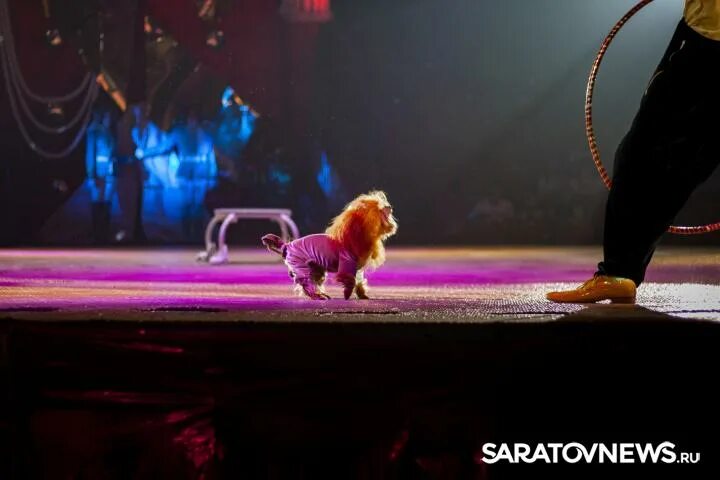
[197,208,300,264]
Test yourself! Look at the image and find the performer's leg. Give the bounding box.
[115,160,142,242]
[548,21,720,303]
[133,162,147,242]
[598,21,720,286]
[92,177,112,244]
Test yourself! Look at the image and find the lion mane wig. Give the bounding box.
[325,190,398,271]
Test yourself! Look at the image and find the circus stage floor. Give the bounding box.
[1,246,720,322]
[1,247,720,479]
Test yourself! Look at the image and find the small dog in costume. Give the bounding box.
[262,190,397,300]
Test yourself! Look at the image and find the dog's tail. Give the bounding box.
[261,234,285,256]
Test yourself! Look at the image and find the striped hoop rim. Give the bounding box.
[585,0,720,235]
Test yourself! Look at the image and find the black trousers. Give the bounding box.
[597,20,720,286]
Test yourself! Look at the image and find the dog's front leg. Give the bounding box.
[355,271,369,300]
[336,272,356,300]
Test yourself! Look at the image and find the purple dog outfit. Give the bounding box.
[282,234,359,281]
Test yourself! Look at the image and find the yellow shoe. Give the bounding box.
[546,275,636,304]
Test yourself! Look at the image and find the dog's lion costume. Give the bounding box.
[262,190,397,300]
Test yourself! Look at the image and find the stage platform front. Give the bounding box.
[1,247,719,479]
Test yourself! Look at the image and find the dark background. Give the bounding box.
[1,0,718,246]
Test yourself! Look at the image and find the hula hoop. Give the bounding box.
[585,0,720,235]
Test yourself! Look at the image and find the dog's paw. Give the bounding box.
[304,289,330,300]
[356,292,370,300]
[307,293,329,300]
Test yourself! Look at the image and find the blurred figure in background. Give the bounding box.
[114,104,146,243]
[85,110,116,243]
[213,89,255,183]
[205,92,258,215]
[169,108,217,240]
[132,104,178,241]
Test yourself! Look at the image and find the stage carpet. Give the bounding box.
[1,246,720,322]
